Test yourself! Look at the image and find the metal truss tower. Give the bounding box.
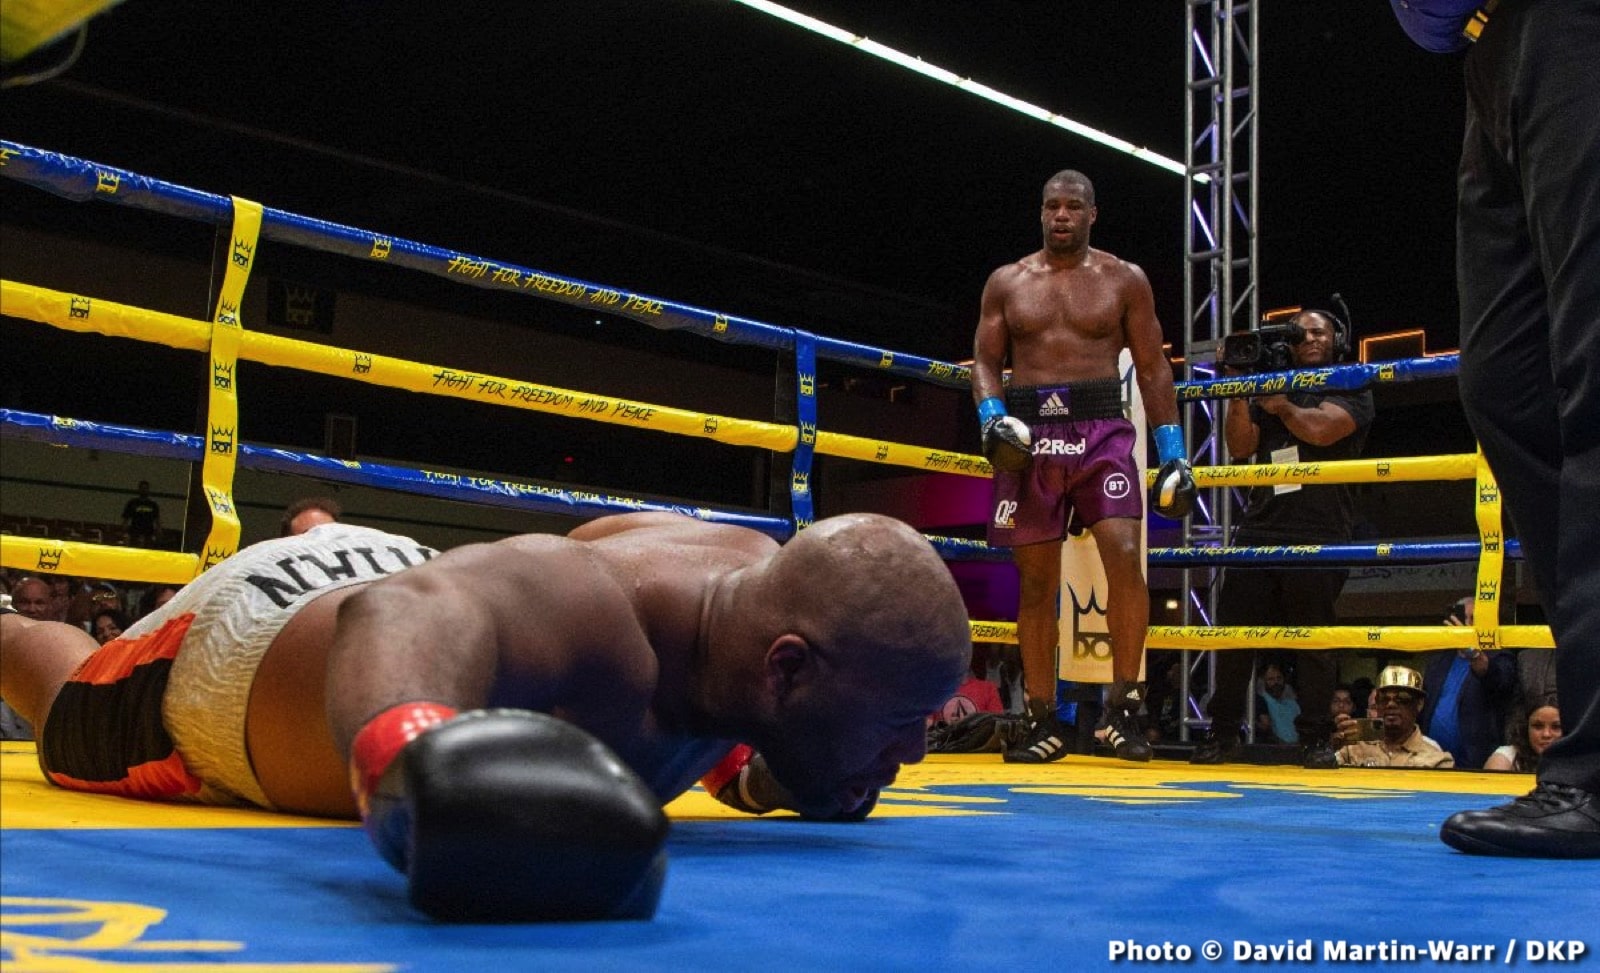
[1180,0,1259,738]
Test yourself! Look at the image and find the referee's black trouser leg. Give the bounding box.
[1457,0,1600,791]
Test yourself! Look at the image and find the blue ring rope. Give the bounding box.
[1149,540,1520,567]
[0,141,971,390]
[2,409,1011,559]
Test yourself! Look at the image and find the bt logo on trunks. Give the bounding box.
[1103,473,1132,499]
[1033,437,1086,456]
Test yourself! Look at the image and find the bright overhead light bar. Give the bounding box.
[729,0,1205,182]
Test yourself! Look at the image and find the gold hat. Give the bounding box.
[1376,665,1426,701]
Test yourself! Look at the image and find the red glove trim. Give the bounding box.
[349,701,458,818]
[698,743,754,797]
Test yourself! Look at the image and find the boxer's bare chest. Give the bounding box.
[1005,266,1125,343]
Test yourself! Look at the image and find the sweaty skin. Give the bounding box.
[4,512,971,821]
[970,173,1180,710]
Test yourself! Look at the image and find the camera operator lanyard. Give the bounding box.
[1271,444,1301,496]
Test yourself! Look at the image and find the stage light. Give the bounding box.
[728,0,1204,183]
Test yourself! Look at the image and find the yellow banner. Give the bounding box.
[1144,624,1554,651]
[193,198,261,575]
[969,621,1553,650]
[1146,454,1478,488]
[970,620,1019,643]
[1,280,985,475]
[0,536,198,585]
[1472,448,1504,650]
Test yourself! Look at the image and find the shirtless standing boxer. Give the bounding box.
[1,511,971,921]
[972,169,1194,764]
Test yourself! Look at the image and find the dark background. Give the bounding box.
[1,1,1478,528]
[3,1,1469,357]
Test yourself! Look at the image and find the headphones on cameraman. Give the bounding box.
[1290,293,1353,362]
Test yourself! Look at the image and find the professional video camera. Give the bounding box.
[1220,294,1354,372]
[1220,321,1303,372]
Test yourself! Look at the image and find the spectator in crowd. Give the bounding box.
[45,577,73,623]
[1510,645,1558,745]
[121,480,162,548]
[1351,675,1376,720]
[1191,309,1374,768]
[281,496,342,536]
[90,608,130,645]
[65,579,121,630]
[136,583,183,620]
[1254,709,1282,746]
[1331,684,1356,722]
[1486,698,1562,774]
[1421,596,1518,769]
[8,577,54,621]
[1333,665,1454,768]
[1256,662,1301,745]
[89,583,123,615]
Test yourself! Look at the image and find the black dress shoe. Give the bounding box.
[1440,782,1600,858]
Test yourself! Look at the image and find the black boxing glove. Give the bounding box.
[350,706,668,922]
[977,397,1033,473]
[1149,425,1196,520]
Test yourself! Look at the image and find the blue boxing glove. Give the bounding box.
[351,707,668,922]
[1150,424,1196,520]
[978,397,1033,473]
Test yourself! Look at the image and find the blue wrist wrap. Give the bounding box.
[977,397,1006,423]
[1154,424,1185,465]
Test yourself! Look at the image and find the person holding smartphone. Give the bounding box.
[1332,665,1454,768]
[1419,597,1518,768]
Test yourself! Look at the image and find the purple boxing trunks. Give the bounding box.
[987,380,1143,548]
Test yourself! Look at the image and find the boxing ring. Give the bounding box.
[3,144,1594,967]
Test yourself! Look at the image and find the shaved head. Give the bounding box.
[739,513,973,813]
[764,513,971,682]
[1045,169,1095,205]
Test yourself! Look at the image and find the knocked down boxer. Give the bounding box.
[0,512,970,922]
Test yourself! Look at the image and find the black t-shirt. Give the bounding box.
[1234,388,1374,543]
[122,496,160,534]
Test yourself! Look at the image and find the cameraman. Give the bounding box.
[1191,310,1374,767]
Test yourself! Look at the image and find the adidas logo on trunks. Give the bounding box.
[1037,390,1070,417]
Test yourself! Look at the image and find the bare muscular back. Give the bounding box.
[247,514,774,817]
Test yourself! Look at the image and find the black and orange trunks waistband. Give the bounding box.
[1005,379,1125,422]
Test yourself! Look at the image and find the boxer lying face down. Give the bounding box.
[0,511,971,922]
